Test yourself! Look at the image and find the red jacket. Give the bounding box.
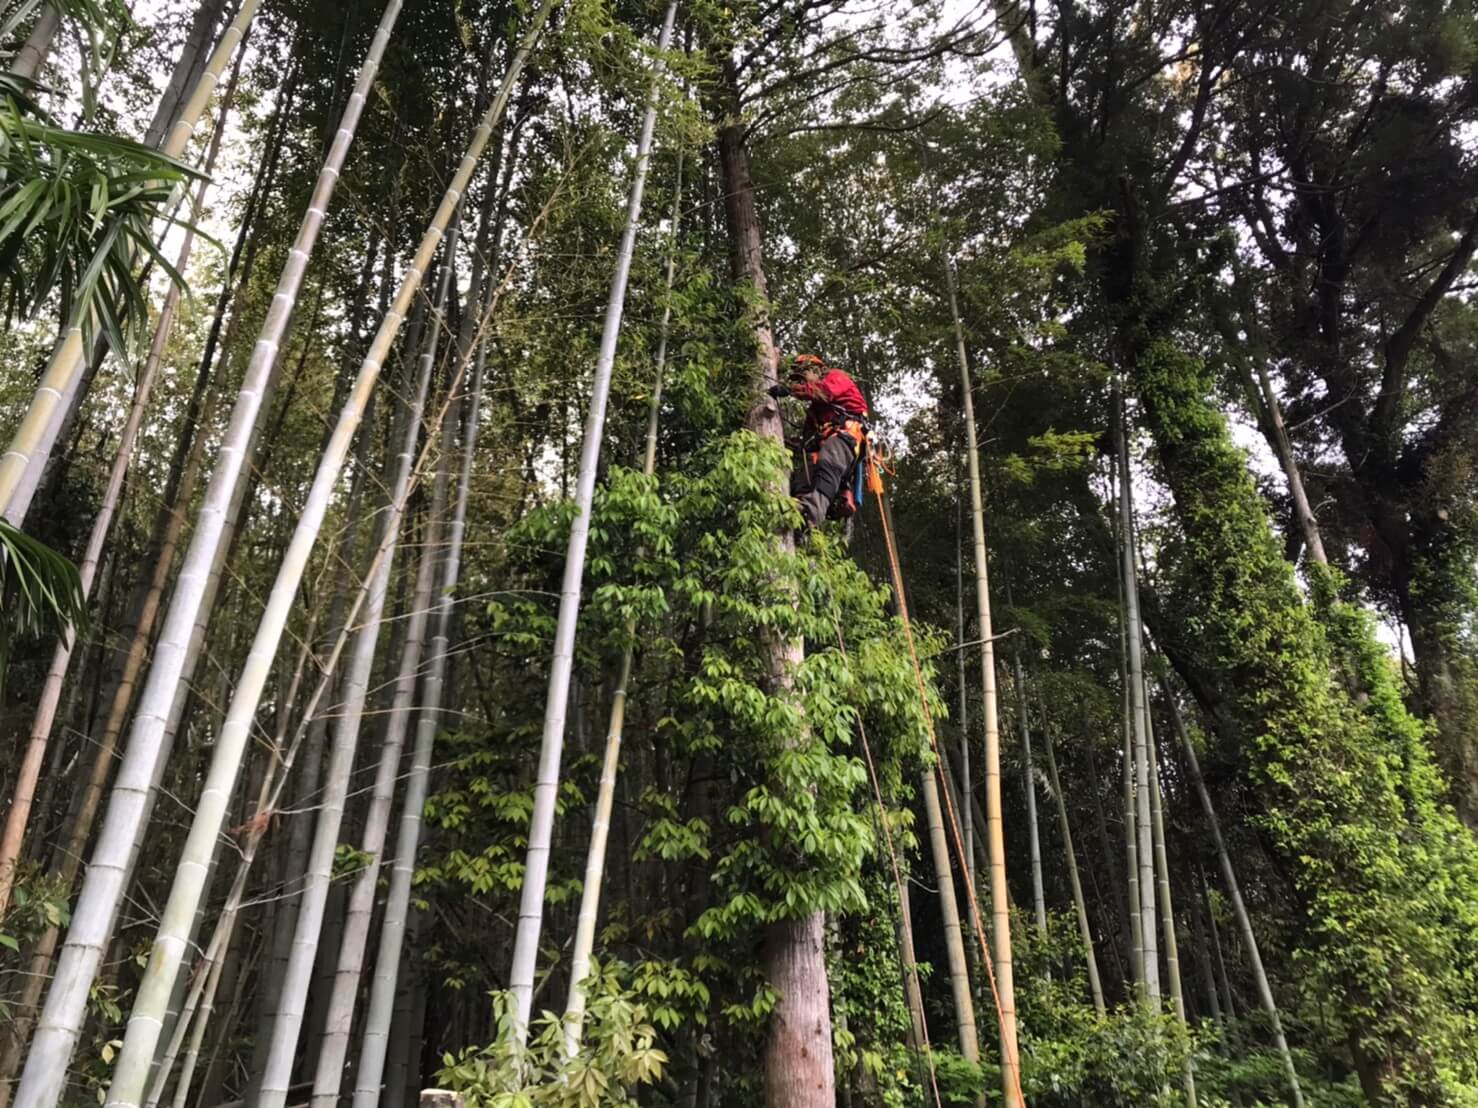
[788,369,869,439]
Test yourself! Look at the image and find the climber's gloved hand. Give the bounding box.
[767,384,790,400]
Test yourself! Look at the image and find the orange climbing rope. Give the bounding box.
[864,445,1029,1107]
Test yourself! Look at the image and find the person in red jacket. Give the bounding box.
[768,353,870,530]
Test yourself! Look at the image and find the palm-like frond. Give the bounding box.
[0,520,84,641]
[0,521,85,699]
[0,87,201,356]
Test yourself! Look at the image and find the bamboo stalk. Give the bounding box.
[352,106,563,1108]
[1012,653,1048,935]
[0,35,244,916]
[1145,703,1197,1104]
[955,485,976,913]
[507,0,674,1039]
[944,253,1021,1105]
[563,125,686,1057]
[1039,703,1106,1014]
[9,13,395,1108]
[252,241,462,1108]
[1115,394,1160,1004]
[308,286,459,1108]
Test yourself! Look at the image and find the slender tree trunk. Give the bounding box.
[1145,708,1196,1104]
[1116,495,1144,990]
[562,112,684,1055]
[1012,654,1048,935]
[714,54,836,1108]
[1166,684,1304,1107]
[1243,362,1327,566]
[0,55,252,1092]
[142,630,317,1108]
[1202,873,1238,1022]
[943,252,1022,1105]
[308,289,462,1108]
[253,222,458,1106]
[8,5,59,81]
[351,283,505,1108]
[507,0,671,1039]
[955,491,976,959]
[1083,729,1132,985]
[143,0,232,148]
[1116,396,1160,1004]
[1039,712,1106,1014]
[1188,881,1223,1031]
[919,757,981,1063]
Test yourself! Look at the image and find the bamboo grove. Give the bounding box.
[0,0,1476,1104]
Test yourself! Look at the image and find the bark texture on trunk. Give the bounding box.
[715,56,836,1108]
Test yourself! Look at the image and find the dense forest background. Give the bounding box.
[0,0,1476,1105]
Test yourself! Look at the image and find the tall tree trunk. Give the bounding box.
[251,228,458,1107]
[955,490,975,927]
[1116,397,1160,1005]
[265,6,555,1097]
[714,55,836,1108]
[352,273,503,1108]
[507,0,671,1039]
[0,52,261,1093]
[943,252,1022,1105]
[308,281,462,1108]
[1114,473,1144,990]
[917,737,980,1062]
[563,116,684,1056]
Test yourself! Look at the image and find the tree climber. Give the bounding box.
[769,353,871,531]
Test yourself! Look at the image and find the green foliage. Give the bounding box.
[437,972,667,1106]
[0,868,70,960]
[0,520,84,699]
[1136,338,1478,1100]
[0,76,200,354]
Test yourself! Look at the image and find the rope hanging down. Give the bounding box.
[864,447,1029,1107]
[828,611,945,1108]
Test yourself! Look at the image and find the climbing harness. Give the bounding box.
[808,413,870,520]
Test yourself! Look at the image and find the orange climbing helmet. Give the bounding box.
[789,352,827,379]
